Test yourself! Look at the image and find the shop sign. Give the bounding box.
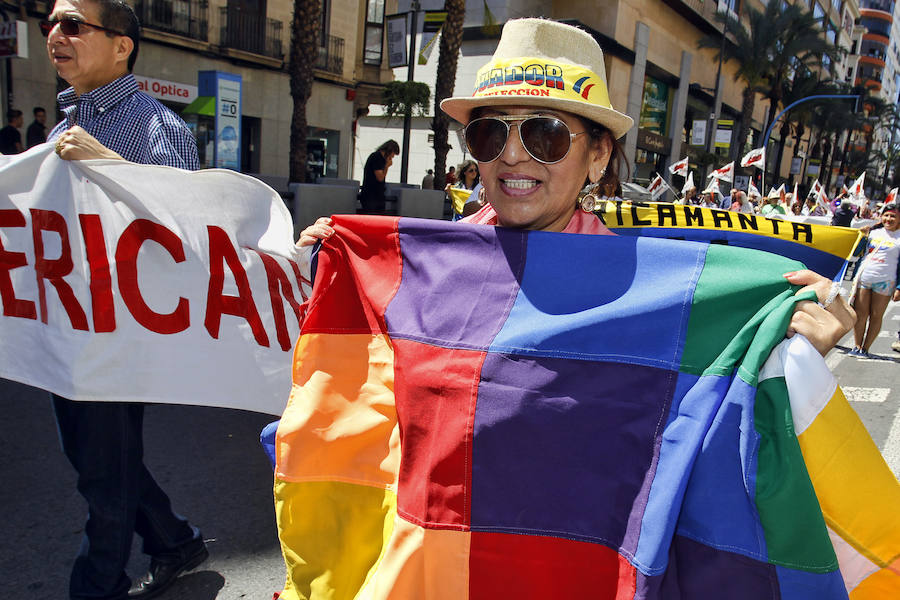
[199,71,242,171]
[639,77,670,136]
[386,14,408,68]
[135,75,198,104]
[807,159,821,177]
[0,20,27,59]
[691,120,707,146]
[715,119,733,149]
[637,129,671,155]
[790,157,803,174]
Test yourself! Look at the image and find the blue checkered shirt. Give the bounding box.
[49,74,199,170]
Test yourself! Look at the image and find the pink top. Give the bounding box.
[460,204,616,235]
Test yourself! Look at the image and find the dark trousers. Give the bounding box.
[53,396,198,600]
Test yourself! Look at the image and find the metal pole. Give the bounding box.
[760,94,860,194]
[400,1,420,184]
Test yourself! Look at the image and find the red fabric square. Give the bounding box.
[469,531,637,599]
[394,338,484,529]
[302,215,402,334]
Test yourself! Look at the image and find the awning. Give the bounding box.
[181,96,215,116]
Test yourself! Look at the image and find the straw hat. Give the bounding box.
[440,18,634,139]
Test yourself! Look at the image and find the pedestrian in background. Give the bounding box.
[27,106,48,148]
[0,108,24,154]
[43,1,205,598]
[359,139,400,214]
[446,164,457,186]
[422,168,434,189]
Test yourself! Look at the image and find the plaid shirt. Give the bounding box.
[49,74,199,170]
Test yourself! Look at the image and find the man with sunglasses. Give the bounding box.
[42,1,204,600]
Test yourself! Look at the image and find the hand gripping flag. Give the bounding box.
[681,171,695,196]
[741,147,766,170]
[647,173,666,200]
[273,216,898,600]
[707,161,735,183]
[669,157,689,177]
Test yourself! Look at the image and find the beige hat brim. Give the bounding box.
[441,95,633,140]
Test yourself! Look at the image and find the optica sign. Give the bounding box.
[134,75,198,105]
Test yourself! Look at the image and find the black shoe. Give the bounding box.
[127,538,209,599]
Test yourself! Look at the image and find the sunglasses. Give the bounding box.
[464,114,586,164]
[40,18,125,37]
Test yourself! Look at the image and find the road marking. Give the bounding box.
[843,387,890,403]
[884,409,900,478]
[826,351,846,370]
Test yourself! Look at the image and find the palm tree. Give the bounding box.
[431,0,466,191]
[288,0,322,183]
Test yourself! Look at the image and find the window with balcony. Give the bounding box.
[220,0,283,58]
[364,0,385,65]
[136,0,209,40]
[316,0,344,75]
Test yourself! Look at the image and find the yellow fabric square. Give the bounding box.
[275,480,397,600]
[798,387,900,567]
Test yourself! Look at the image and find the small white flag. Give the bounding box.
[647,173,666,200]
[849,173,866,207]
[702,178,722,196]
[740,147,766,169]
[669,157,689,177]
[707,161,735,183]
[748,181,761,198]
[681,172,695,196]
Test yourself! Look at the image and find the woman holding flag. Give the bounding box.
[277,17,889,600]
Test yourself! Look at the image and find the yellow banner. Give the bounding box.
[472,58,612,110]
[598,201,862,260]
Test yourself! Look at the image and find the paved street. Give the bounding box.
[2,291,900,599]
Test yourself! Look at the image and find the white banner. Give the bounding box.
[0,145,302,415]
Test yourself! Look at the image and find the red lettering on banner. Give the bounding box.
[79,214,116,333]
[0,209,37,319]
[30,209,88,330]
[254,250,302,351]
[205,226,269,346]
[115,219,190,334]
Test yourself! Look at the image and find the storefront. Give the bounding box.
[635,75,673,185]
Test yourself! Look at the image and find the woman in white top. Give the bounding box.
[851,203,900,356]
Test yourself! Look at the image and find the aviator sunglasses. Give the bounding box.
[40,17,125,37]
[464,114,586,164]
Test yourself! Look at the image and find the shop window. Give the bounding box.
[307,127,341,182]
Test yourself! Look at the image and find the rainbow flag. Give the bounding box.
[273,216,900,599]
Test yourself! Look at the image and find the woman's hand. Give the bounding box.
[893,289,900,302]
[296,217,334,248]
[783,270,857,356]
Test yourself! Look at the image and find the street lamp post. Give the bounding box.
[399,0,421,184]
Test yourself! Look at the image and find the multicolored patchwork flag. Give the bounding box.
[273,216,900,600]
[741,147,766,169]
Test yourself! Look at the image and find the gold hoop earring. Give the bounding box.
[579,182,601,212]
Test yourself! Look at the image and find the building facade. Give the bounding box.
[1,0,397,180]
[356,0,867,194]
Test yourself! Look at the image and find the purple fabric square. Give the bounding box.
[470,353,675,550]
[385,219,526,350]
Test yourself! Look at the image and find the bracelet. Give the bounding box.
[821,280,844,308]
